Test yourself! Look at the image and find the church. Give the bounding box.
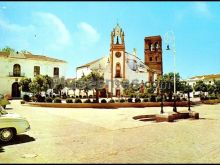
[76,24,163,97]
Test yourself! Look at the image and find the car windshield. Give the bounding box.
[0,106,8,115]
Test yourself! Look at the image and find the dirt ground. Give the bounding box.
[1,100,220,163]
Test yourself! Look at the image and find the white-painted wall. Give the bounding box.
[0,55,67,97]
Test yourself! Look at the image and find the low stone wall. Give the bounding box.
[27,101,194,108]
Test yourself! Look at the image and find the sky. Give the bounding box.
[0,1,220,79]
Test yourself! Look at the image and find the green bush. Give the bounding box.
[156,96,162,102]
[101,99,107,103]
[150,95,156,102]
[66,98,73,103]
[84,99,91,103]
[135,98,141,103]
[143,98,149,102]
[209,94,217,100]
[45,97,53,103]
[108,99,115,103]
[120,99,125,103]
[31,96,37,102]
[20,100,25,104]
[23,95,30,102]
[93,100,99,103]
[36,94,45,102]
[54,98,62,103]
[75,98,82,103]
[176,96,181,102]
[62,94,67,99]
[128,98,133,103]
[200,95,209,101]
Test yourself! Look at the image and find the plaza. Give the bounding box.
[1,100,220,163]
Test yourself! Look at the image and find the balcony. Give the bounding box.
[9,72,25,77]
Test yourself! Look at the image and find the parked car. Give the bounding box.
[0,94,10,109]
[0,106,31,142]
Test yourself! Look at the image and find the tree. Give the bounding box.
[159,72,181,101]
[179,81,193,97]
[84,70,104,102]
[1,46,15,53]
[207,84,216,95]
[54,84,64,97]
[29,75,50,95]
[19,77,32,93]
[194,80,208,96]
[214,80,220,95]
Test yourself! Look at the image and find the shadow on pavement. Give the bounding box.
[0,134,35,153]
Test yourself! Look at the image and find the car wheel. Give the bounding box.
[0,128,14,142]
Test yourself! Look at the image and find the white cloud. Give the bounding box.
[194,2,211,17]
[2,6,6,9]
[0,18,34,32]
[34,12,71,49]
[76,22,100,47]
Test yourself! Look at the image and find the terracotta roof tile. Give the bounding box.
[0,51,66,63]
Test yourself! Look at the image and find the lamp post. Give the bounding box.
[165,31,177,112]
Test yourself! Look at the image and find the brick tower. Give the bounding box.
[144,36,163,78]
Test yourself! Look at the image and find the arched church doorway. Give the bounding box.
[11,82,20,98]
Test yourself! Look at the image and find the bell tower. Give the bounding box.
[109,24,126,96]
[144,36,163,76]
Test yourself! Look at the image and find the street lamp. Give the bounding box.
[165,31,177,112]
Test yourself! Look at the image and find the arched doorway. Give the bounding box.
[11,82,20,98]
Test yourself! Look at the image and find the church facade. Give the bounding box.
[76,24,163,97]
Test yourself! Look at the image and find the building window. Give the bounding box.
[115,63,121,78]
[149,43,153,51]
[34,66,40,76]
[150,57,153,61]
[155,42,159,51]
[155,57,158,61]
[13,64,21,76]
[54,67,59,77]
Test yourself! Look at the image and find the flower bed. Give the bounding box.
[27,101,195,108]
[202,99,220,105]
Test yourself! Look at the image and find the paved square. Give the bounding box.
[1,100,220,163]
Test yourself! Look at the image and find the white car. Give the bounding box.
[0,106,30,142]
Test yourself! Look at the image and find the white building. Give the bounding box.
[76,24,161,97]
[0,51,67,98]
[185,74,220,97]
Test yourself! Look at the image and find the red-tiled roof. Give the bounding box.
[190,74,220,80]
[76,57,104,69]
[0,51,66,63]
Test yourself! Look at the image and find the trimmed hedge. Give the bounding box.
[84,99,91,103]
[66,98,73,103]
[135,98,141,103]
[143,98,149,102]
[108,99,115,103]
[23,95,30,102]
[45,97,53,103]
[54,98,62,103]
[128,98,133,103]
[101,99,107,103]
[120,99,126,103]
[75,98,82,103]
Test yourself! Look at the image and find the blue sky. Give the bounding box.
[0,1,220,79]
